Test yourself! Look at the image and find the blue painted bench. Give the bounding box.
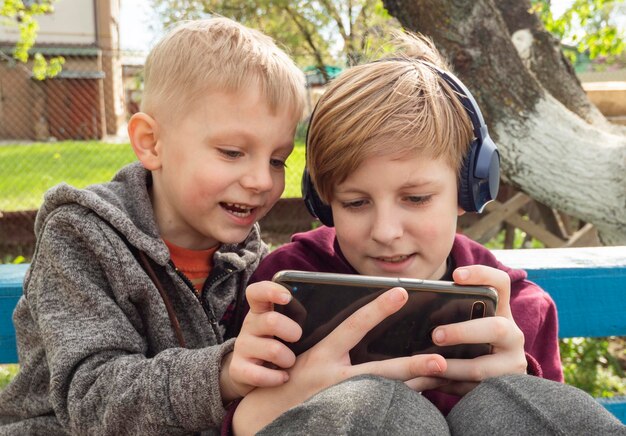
[1,246,625,423]
[493,246,626,423]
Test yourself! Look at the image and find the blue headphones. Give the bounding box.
[302,59,500,227]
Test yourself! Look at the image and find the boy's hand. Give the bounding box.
[232,287,448,434]
[221,281,302,402]
[431,265,527,396]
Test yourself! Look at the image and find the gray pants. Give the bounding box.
[258,374,625,435]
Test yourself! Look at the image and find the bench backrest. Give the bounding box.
[492,246,626,338]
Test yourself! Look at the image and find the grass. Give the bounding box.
[284,142,306,197]
[0,140,306,211]
[0,141,137,211]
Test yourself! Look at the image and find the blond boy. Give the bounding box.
[0,18,305,434]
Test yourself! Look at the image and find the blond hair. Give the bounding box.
[142,17,306,123]
[307,32,474,203]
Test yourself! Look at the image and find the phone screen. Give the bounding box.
[273,271,498,363]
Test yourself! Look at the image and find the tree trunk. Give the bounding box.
[494,0,620,132]
[382,0,626,245]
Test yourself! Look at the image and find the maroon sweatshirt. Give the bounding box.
[248,226,563,416]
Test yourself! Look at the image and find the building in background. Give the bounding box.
[0,0,125,140]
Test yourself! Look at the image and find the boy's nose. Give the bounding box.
[240,163,274,192]
[370,208,403,244]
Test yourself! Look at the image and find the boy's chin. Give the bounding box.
[216,227,256,245]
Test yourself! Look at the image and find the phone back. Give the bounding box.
[272,270,498,364]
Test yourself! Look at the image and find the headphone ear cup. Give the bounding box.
[458,138,500,213]
[458,141,478,212]
[302,169,334,227]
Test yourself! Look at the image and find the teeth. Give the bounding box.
[379,255,409,263]
[223,202,254,217]
[231,210,251,218]
[225,202,253,211]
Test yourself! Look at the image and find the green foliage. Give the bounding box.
[483,227,545,250]
[150,0,399,68]
[0,0,64,79]
[31,51,64,80]
[560,337,626,398]
[0,255,27,264]
[531,0,626,61]
[0,365,19,390]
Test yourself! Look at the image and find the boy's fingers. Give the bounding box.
[231,361,290,388]
[441,353,527,382]
[235,336,297,370]
[245,281,292,314]
[241,311,302,343]
[453,265,512,317]
[319,287,408,356]
[355,353,446,382]
[432,316,523,348]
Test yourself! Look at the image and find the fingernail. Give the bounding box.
[387,288,406,303]
[428,359,442,373]
[433,328,445,344]
[279,293,291,304]
[457,268,469,280]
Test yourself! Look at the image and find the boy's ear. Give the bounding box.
[128,112,162,170]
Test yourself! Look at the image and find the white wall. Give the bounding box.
[0,0,96,45]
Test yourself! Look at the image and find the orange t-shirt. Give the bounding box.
[164,240,219,296]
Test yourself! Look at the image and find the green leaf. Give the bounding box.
[1,0,63,77]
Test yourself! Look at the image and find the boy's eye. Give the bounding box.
[219,149,243,159]
[406,195,432,205]
[341,199,368,209]
[270,158,287,169]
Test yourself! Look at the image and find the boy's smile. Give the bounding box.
[331,152,463,280]
[148,84,298,250]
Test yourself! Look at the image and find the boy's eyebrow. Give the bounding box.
[206,130,295,150]
[400,179,440,188]
[335,179,441,195]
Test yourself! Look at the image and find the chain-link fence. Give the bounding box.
[0,46,129,142]
[0,47,136,214]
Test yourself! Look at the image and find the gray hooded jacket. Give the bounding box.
[0,162,267,435]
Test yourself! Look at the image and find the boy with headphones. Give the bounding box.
[227,32,626,434]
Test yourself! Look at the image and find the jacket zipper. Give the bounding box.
[202,267,236,343]
[170,261,227,345]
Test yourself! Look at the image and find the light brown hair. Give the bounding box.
[141,17,306,124]
[307,32,473,203]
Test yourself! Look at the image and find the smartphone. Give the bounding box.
[272,270,498,364]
